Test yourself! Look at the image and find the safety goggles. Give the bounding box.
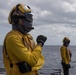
[24,13,33,22]
[18,13,33,22]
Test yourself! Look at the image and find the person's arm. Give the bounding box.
[6,34,42,67]
[68,50,72,58]
[60,47,69,64]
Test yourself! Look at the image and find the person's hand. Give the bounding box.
[36,35,47,46]
[66,64,71,68]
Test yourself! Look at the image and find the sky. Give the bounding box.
[0,0,76,45]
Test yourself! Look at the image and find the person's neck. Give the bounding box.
[63,44,68,47]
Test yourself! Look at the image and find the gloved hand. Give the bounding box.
[66,64,71,68]
[36,35,47,46]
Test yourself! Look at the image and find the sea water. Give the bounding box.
[0,45,76,75]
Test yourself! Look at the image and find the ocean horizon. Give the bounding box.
[0,45,76,75]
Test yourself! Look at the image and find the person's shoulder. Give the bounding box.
[60,45,64,48]
[6,30,22,40]
[60,45,66,50]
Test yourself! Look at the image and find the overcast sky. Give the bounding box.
[0,0,76,45]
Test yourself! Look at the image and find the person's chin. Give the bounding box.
[24,30,31,33]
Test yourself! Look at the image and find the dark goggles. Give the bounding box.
[24,13,33,22]
[19,13,33,22]
[12,13,33,22]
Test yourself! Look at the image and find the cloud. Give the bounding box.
[1,0,76,26]
[30,23,76,45]
[0,0,76,45]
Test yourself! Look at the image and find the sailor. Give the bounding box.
[3,3,47,75]
[60,37,71,75]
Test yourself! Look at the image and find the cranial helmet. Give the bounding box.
[62,37,70,43]
[8,3,33,25]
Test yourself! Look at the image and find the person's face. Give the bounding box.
[23,18,33,27]
[18,13,34,34]
[63,41,70,47]
[18,18,34,34]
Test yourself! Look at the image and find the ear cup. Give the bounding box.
[12,15,19,24]
[12,18,19,24]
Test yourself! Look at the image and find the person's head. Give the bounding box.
[62,37,70,47]
[8,3,34,34]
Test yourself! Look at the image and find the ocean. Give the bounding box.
[0,45,76,75]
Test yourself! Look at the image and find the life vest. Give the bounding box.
[3,30,44,75]
[60,46,71,64]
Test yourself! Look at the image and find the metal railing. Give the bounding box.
[39,68,64,75]
[51,69,63,75]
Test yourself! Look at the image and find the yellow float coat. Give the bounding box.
[3,30,44,75]
[60,46,71,64]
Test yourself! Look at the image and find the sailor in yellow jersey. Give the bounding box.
[3,3,47,75]
[60,37,72,75]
